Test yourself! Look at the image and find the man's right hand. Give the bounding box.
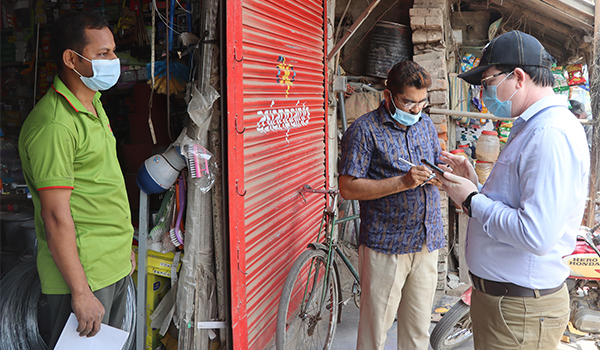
[401,165,433,189]
[72,289,105,337]
[40,188,104,338]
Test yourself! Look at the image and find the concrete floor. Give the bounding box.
[330,299,474,350]
[330,300,583,350]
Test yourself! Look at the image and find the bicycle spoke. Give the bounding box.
[277,249,339,350]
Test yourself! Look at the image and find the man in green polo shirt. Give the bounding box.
[18,11,134,348]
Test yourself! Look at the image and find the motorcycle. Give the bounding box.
[430,224,600,350]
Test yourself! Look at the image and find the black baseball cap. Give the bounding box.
[458,30,553,85]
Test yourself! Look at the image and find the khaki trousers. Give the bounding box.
[356,245,438,350]
[471,284,569,350]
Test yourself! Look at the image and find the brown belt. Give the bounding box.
[470,273,564,298]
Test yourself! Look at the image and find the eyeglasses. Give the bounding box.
[394,96,429,110]
[481,71,510,90]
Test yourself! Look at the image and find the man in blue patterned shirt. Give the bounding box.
[339,61,445,350]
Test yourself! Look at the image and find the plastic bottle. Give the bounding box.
[475,160,494,185]
[450,149,469,160]
[457,144,472,158]
[476,130,500,162]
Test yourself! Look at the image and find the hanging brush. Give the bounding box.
[169,173,185,248]
[186,144,210,179]
[161,175,184,252]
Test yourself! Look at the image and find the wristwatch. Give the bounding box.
[462,191,479,218]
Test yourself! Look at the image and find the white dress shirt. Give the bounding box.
[466,95,590,289]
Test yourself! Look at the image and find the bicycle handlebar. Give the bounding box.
[301,184,339,195]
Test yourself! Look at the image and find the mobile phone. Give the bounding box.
[421,159,445,175]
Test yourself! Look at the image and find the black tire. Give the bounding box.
[430,300,473,350]
[276,249,339,350]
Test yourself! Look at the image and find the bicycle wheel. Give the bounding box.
[276,249,339,350]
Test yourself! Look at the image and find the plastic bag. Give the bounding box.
[566,64,586,86]
[179,140,217,194]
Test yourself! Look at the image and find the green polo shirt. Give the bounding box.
[19,75,133,294]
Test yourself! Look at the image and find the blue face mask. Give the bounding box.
[481,72,520,119]
[389,98,421,126]
[72,51,121,91]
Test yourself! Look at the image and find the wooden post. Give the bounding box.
[457,211,470,283]
[587,0,599,226]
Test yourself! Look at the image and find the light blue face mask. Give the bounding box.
[482,71,520,119]
[72,51,121,91]
[389,97,421,126]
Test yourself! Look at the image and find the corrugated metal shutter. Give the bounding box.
[226,0,328,349]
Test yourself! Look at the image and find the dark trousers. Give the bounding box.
[45,276,128,350]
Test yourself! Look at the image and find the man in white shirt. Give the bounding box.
[438,31,590,350]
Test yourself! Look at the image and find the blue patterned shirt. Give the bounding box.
[340,101,445,255]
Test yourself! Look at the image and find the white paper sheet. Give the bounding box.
[54,313,129,350]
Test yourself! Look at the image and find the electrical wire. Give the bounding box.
[0,258,47,350]
[152,0,185,34]
[176,0,192,14]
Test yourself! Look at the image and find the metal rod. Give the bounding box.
[335,214,361,224]
[334,246,360,282]
[429,107,591,124]
[33,23,40,107]
[337,90,361,237]
[136,191,149,350]
[429,107,514,121]
[338,91,348,131]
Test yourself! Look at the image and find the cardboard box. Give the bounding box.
[146,309,162,350]
[132,270,171,310]
[133,246,183,277]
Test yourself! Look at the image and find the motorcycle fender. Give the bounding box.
[461,286,472,305]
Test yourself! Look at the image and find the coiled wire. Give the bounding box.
[122,276,137,350]
[0,259,137,350]
[0,257,47,350]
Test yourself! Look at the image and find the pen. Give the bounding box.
[398,157,416,167]
[398,157,436,186]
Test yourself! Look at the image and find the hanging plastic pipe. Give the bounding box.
[169,0,175,51]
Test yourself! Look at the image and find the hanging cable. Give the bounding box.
[176,0,192,14]
[152,0,185,34]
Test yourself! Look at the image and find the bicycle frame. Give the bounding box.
[299,185,361,316]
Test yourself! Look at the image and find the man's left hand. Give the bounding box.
[437,171,478,209]
[424,176,442,189]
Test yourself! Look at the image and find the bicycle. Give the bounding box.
[276,184,361,350]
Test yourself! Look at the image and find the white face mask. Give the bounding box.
[390,97,421,126]
[72,50,120,91]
